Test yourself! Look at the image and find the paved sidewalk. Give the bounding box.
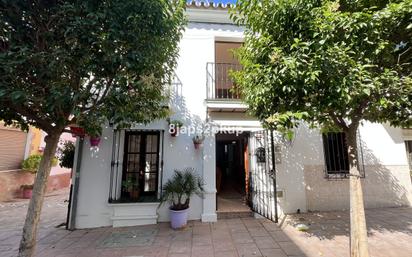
[283,207,412,257]
[0,189,69,257]
[1,191,412,257]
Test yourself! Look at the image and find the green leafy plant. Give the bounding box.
[232,0,411,256]
[161,168,205,211]
[0,1,186,255]
[78,113,104,138]
[169,119,184,128]
[122,177,139,190]
[22,154,58,173]
[58,141,75,169]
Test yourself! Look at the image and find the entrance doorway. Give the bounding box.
[216,133,251,215]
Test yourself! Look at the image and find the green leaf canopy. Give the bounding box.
[0,0,186,134]
[232,0,412,131]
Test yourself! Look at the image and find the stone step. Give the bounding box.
[217,210,254,219]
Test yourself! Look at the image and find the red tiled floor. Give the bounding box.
[2,191,412,257]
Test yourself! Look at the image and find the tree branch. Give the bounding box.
[329,111,348,130]
[350,98,369,126]
[80,78,113,112]
[11,103,54,133]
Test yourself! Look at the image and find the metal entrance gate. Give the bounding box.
[249,130,278,222]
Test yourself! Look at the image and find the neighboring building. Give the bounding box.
[0,122,73,201]
[68,1,412,229]
[0,122,32,172]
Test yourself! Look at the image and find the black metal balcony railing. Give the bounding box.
[206,62,242,100]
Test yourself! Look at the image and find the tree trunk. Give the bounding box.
[18,133,61,257]
[346,127,369,257]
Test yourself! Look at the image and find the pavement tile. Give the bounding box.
[232,232,254,244]
[169,240,191,254]
[269,231,291,242]
[3,189,412,257]
[192,235,212,246]
[213,241,236,252]
[253,236,280,249]
[214,250,239,257]
[277,241,304,256]
[191,245,214,257]
[248,228,270,237]
[259,248,287,257]
[235,242,262,257]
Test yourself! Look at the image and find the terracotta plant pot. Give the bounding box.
[90,137,101,147]
[22,188,33,199]
[69,126,85,137]
[194,142,202,149]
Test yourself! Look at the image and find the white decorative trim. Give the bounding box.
[110,202,160,227]
[204,189,217,194]
[112,216,158,227]
[186,8,233,24]
[108,202,160,207]
[206,100,248,111]
[201,213,217,222]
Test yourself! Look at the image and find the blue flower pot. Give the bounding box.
[170,207,189,229]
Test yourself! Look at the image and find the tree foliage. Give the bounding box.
[0,1,186,256]
[232,1,411,256]
[232,0,412,132]
[58,140,75,169]
[0,0,186,134]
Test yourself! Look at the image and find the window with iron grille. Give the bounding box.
[322,132,350,177]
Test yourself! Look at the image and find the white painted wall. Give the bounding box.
[74,18,412,228]
[74,22,244,228]
[273,124,323,215]
[295,122,412,212]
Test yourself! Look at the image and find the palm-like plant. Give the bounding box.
[161,168,205,211]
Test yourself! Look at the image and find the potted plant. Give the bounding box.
[192,134,205,149]
[77,115,104,147]
[68,124,85,137]
[22,154,58,173]
[168,119,183,137]
[85,124,102,147]
[160,168,204,229]
[21,184,34,199]
[122,177,139,200]
[20,154,58,199]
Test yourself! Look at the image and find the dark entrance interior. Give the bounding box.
[216,133,251,214]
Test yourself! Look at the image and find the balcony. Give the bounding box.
[206,62,247,112]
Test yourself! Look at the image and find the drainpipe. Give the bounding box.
[67,137,84,230]
[270,130,278,223]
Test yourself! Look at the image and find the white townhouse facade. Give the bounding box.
[67,1,412,229]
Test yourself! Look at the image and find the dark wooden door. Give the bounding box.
[122,131,160,200]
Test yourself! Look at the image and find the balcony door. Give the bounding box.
[121,131,160,201]
[214,41,242,99]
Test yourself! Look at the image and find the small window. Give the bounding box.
[322,132,350,177]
